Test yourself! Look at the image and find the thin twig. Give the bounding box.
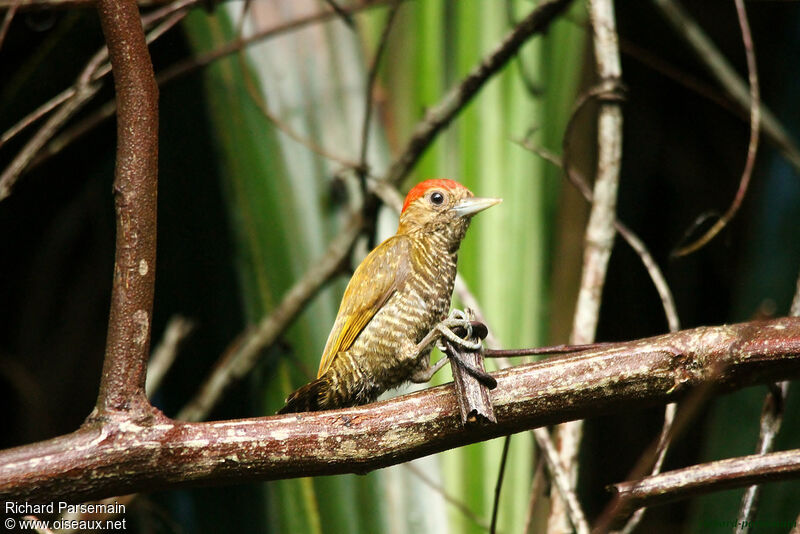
[735,239,799,532]
[483,343,613,358]
[523,455,546,534]
[651,0,800,175]
[0,0,192,152]
[232,0,362,169]
[597,373,725,532]
[534,427,591,534]
[322,0,355,29]
[93,0,159,415]
[793,269,800,318]
[145,316,195,398]
[672,0,760,257]
[404,463,491,532]
[490,435,511,534]
[358,1,400,185]
[0,6,187,201]
[0,66,102,200]
[382,0,575,187]
[518,141,680,333]
[26,0,400,171]
[615,402,677,534]
[736,382,789,534]
[0,0,19,52]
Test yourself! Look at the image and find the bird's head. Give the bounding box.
[397,179,502,247]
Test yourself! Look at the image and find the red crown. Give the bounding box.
[401,179,470,213]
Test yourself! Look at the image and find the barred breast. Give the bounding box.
[325,234,459,406]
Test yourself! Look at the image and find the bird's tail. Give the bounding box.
[277,376,331,414]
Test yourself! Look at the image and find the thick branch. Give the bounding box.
[95,0,159,416]
[2,318,799,504]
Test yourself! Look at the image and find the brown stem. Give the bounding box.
[2,318,800,505]
[94,0,159,417]
[672,0,760,257]
[609,449,800,518]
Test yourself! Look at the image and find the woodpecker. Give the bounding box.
[278,179,501,413]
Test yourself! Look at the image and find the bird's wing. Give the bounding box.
[317,235,412,377]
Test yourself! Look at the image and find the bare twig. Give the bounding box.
[382,0,575,188]
[1,0,189,151]
[92,0,159,416]
[596,373,724,532]
[234,1,361,170]
[322,0,356,29]
[146,316,195,397]
[177,217,362,422]
[0,64,102,200]
[736,382,789,534]
[3,317,800,504]
[523,456,547,534]
[534,427,591,534]
[0,6,187,200]
[615,402,677,534]
[672,0,760,257]
[358,1,400,184]
[517,141,679,333]
[484,343,612,358]
[490,435,512,534]
[550,1,623,531]
[0,0,19,51]
[404,463,491,532]
[27,0,400,171]
[516,140,680,534]
[791,268,800,318]
[651,0,800,175]
[610,448,800,515]
[559,10,800,176]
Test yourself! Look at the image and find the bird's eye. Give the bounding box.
[430,191,445,205]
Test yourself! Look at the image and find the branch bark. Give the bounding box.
[610,449,800,518]
[94,0,159,417]
[2,318,800,504]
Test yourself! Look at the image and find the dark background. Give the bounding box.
[2,2,799,532]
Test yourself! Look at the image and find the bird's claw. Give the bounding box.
[436,309,482,351]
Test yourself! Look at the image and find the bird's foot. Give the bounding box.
[435,309,482,352]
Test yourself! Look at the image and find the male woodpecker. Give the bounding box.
[278,179,501,413]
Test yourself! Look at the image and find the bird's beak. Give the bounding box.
[451,196,503,218]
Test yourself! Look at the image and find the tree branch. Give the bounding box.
[93,0,159,417]
[2,318,800,504]
[609,448,800,519]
